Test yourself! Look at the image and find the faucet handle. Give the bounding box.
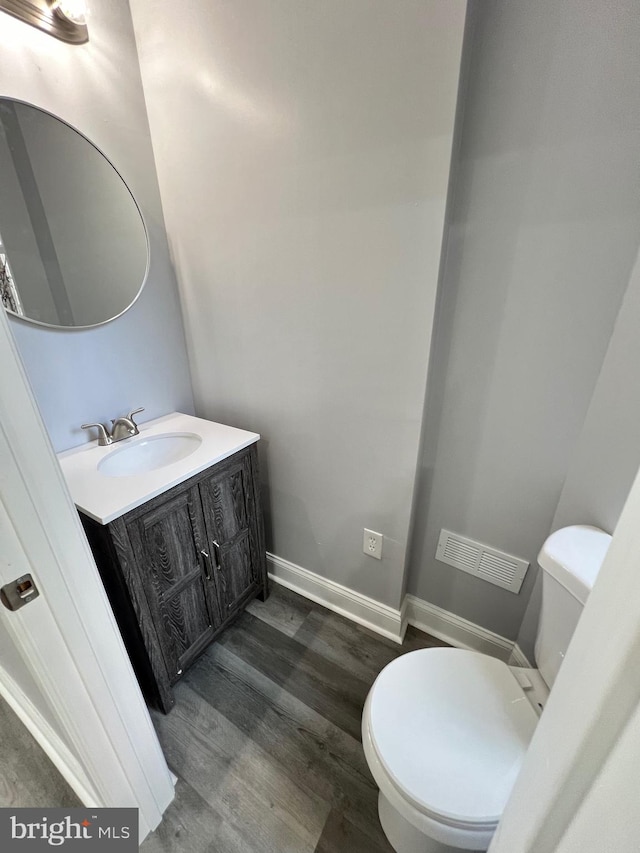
[81,422,112,446]
[127,407,144,428]
[127,406,144,435]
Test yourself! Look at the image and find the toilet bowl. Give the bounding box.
[362,525,612,853]
[362,648,541,852]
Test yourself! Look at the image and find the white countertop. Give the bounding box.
[58,412,260,525]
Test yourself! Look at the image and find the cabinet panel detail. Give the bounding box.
[202,460,250,542]
[216,529,256,614]
[126,486,217,678]
[199,453,260,615]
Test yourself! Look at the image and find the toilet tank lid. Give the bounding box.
[538,525,612,604]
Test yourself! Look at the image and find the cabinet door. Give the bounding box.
[125,486,219,683]
[198,449,261,618]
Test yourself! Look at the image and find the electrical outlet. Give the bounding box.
[363,528,383,560]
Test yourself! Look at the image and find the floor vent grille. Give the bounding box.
[436,530,529,594]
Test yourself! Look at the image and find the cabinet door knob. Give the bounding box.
[212,540,221,570]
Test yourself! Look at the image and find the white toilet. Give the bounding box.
[362,525,611,853]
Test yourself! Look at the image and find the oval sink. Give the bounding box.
[98,432,202,477]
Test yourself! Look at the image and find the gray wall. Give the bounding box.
[0,0,193,451]
[130,0,466,609]
[552,247,640,537]
[516,245,640,659]
[407,0,640,639]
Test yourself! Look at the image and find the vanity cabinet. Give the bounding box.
[81,444,267,713]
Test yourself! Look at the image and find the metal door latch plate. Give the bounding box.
[1,573,40,611]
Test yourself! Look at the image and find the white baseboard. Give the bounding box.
[267,553,405,643]
[267,552,518,662]
[0,665,100,806]
[509,642,533,668]
[403,595,514,661]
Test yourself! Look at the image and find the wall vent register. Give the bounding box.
[436,529,529,594]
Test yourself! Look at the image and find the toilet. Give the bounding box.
[362,525,611,853]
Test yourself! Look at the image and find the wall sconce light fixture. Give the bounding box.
[0,0,88,44]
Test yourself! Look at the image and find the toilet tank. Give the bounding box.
[534,525,611,689]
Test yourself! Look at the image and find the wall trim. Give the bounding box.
[267,553,405,644]
[404,595,514,661]
[267,552,518,661]
[0,665,99,806]
[509,643,533,668]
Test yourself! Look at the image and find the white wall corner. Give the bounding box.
[267,553,405,644]
[404,595,515,661]
[508,643,533,668]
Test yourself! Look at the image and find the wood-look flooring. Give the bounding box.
[142,584,448,853]
[0,694,80,809]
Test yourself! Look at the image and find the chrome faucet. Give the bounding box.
[81,407,144,446]
[111,407,145,441]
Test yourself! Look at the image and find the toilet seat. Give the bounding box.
[364,648,539,832]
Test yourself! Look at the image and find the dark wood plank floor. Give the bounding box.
[0,694,80,809]
[142,584,448,853]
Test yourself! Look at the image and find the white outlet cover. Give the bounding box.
[363,528,383,560]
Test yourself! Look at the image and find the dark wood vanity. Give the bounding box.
[81,444,268,712]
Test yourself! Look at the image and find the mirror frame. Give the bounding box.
[0,97,150,331]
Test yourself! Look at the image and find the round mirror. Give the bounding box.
[0,99,148,329]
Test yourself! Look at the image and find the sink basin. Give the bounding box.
[58,412,260,524]
[98,432,202,477]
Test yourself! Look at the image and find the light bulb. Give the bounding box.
[50,0,87,26]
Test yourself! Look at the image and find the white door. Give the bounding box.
[0,306,174,840]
